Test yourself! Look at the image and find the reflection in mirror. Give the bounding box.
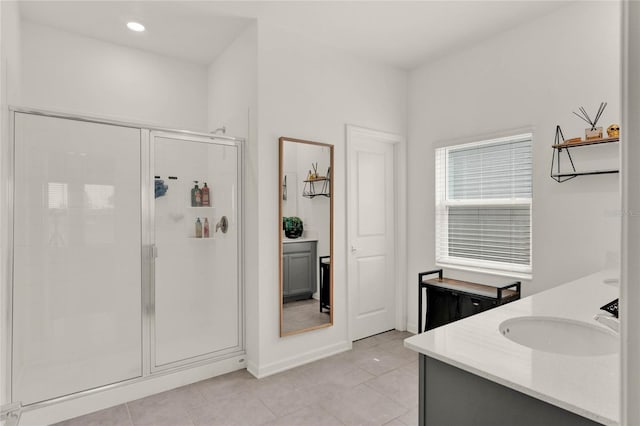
[279,137,333,336]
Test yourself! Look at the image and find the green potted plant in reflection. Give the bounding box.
[283,216,303,239]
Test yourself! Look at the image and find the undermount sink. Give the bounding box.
[499,316,619,356]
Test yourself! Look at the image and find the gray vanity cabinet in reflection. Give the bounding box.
[283,240,317,301]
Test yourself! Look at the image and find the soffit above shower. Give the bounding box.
[18,0,573,70]
[18,1,255,65]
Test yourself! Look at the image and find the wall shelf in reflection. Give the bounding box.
[302,177,330,199]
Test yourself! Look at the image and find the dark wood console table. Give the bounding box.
[418,268,521,333]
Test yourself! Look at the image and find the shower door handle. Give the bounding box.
[151,245,158,259]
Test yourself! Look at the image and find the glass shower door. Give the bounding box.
[12,113,143,405]
[151,132,242,369]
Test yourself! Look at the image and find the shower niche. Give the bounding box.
[8,110,244,407]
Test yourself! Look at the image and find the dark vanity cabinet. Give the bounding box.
[283,241,317,301]
[418,269,521,332]
[419,356,602,426]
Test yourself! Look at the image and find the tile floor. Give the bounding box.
[281,298,331,334]
[53,330,418,426]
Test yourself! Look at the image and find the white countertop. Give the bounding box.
[282,237,318,244]
[404,270,620,425]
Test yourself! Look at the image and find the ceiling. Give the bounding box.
[19,1,573,69]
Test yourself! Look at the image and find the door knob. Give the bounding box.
[351,245,358,253]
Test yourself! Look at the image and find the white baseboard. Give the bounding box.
[246,360,260,378]
[19,356,247,426]
[249,340,351,379]
[406,321,418,335]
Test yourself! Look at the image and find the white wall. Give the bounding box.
[206,23,260,372]
[207,23,256,137]
[254,22,407,376]
[21,21,208,131]
[1,1,20,108]
[407,1,622,332]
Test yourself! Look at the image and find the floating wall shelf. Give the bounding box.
[550,136,619,183]
[552,136,619,149]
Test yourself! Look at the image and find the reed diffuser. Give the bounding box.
[573,102,607,140]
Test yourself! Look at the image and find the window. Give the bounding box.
[435,133,532,278]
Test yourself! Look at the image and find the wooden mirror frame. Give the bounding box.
[279,136,334,337]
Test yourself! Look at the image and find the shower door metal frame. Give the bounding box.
[2,107,245,412]
[149,130,245,373]
[2,107,17,410]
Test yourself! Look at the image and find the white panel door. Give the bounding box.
[348,129,396,340]
[12,113,142,405]
[152,134,241,369]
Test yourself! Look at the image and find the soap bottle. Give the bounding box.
[202,182,210,207]
[195,217,202,238]
[203,218,210,238]
[195,185,202,206]
[191,182,200,207]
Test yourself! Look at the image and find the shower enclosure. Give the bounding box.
[5,109,244,411]
[151,132,242,371]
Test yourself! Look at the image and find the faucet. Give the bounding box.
[594,312,619,333]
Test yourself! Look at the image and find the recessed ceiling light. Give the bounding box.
[127,22,145,32]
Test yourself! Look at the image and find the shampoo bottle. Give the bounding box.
[195,218,202,238]
[195,186,202,206]
[202,182,210,206]
[191,182,200,207]
[203,218,210,238]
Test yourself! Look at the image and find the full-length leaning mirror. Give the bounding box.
[279,137,333,336]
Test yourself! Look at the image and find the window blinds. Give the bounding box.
[435,134,532,276]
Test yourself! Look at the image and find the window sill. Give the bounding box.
[436,261,532,281]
